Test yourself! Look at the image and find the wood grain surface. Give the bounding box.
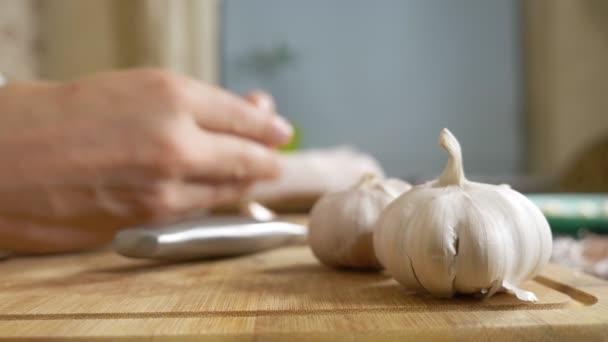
[0,237,607,340]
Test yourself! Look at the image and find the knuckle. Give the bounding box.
[152,125,200,176]
[235,143,277,179]
[228,113,251,133]
[235,144,258,175]
[147,182,180,214]
[227,109,268,140]
[157,187,178,213]
[142,70,186,110]
[246,148,267,171]
[149,131,188,176]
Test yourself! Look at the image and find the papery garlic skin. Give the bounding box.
[309,174,411,270]
[374,129,552,301]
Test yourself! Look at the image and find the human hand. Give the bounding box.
[0,69,292,253]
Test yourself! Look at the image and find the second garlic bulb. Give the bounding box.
[308,174,411,270]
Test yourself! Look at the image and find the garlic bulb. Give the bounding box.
[309,174,411,270]
[374,129,552,301]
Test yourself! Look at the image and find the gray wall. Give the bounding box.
[222,0,523,178]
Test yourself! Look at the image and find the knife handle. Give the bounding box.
[113,218,307,260]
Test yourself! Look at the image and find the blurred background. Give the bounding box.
[1,0,606,191]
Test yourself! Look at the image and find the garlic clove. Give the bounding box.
[374,198,425,291]
[451,191,510,295]
[403,190,459,297]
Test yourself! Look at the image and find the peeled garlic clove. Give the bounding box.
[374,129,552,301]
[308,174,411,270]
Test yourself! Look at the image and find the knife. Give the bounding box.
[113,216,307,260]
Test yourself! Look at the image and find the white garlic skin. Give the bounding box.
[374,129,552,299]
[309,174,411,270]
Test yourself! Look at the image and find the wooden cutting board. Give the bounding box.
[0,237,607,340]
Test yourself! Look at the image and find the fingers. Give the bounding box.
[170,181,250,211]
[0,181,249,253]
[183,131,281,182]
[181,80,292,147]
[0,216,117,253]
[89,182,249,219]
[114,181,249,218]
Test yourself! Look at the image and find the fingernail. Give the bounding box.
[245,91,275,112]
[271,115,293,145]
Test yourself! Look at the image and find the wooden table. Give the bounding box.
[0,242,607,340]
